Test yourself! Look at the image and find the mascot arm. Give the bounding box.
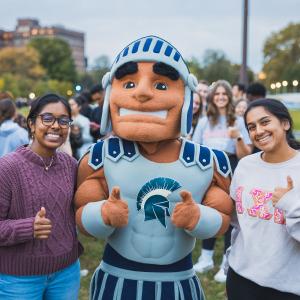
[184,166,233,239]
[75,154,115,238]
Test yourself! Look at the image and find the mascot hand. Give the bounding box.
[101,186,129,227]
[171,191,200,231]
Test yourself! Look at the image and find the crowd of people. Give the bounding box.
[0,36,299,300]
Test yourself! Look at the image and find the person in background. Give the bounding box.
[89,84,105,142]
[0,91,14,100]
[197,80,209,116]
[246,82,266,102]
[235,98,248,117]
[69,97,93,158]
[193,80,252,282]
[187,92,202,139]
[0,93,83,300]
[69,124,83,160]
[77,92,93,119]
[0,98,29,157]
[0,91,28,130]
[227,99,300,300]
[232,83,246,103]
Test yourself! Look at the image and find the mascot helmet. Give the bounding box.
[100,35,198,136]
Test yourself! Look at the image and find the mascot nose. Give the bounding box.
[134,79,154,103]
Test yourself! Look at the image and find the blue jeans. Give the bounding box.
[0,260,80,300]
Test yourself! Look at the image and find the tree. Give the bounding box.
[90,55,111,84]
[33,79,73,97]
[186,57,204,81]
[77,55,111,90]
[263,22,300,88]
[29,37,77,82]
[0,47,45,79]
[202,49,237,84]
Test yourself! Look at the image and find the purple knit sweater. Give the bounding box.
[0,146,83,275]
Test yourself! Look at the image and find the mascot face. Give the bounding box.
[110,62,185,142]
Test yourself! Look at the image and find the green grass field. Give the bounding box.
[290,110,300,131]
[78,234,226,300]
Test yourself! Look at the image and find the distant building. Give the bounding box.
[0,18,86,73]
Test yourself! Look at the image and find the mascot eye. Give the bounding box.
[155,82,168,90]
[124,81,135,89]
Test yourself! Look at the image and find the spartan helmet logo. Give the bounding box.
[100,35,198,137]
[137,177,181,228]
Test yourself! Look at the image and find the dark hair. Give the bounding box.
[198,79,209,86]
[207,80,236,126]
[0,98,16,124]
[233,83,246,93]
[73,96,84,107]
[90,84,103,94]
[27,93,71,136]
[244,98,300,150]
[246,82,266,98]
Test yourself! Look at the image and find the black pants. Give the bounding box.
[226,267,300,300]
[202,225,232,254]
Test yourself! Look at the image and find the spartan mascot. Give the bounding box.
[75,36,232,300]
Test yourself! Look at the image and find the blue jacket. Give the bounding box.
[0,120,29,157]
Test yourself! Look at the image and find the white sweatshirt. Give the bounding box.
[229,152,300,295]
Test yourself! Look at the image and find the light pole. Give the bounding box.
[239,0,249,86]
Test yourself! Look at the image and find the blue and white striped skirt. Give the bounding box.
[90,262,205,300]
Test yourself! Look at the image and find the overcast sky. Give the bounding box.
[1,0,300,73]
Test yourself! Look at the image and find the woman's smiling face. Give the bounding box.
[29,102,70,156]
[246,106,290,153]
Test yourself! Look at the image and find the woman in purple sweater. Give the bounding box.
[0,93,83,300]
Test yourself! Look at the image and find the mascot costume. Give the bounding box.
[75,36,233,300]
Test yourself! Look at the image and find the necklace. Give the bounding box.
[38,155,54,171]
[29,146,55,171]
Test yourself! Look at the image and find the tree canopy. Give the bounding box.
[0,47,45,79]
[186,50,254,85]
[29,37,77,82]
[263,22,300,87]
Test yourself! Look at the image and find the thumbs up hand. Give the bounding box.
[171,190,200,231]
[101,187,129,227]
[271,176,294,206]
[34,207,52,239]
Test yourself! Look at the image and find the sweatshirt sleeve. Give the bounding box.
[0,162,35,246]
[275,189,300,242]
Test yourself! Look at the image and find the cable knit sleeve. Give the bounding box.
[0,158,35,246]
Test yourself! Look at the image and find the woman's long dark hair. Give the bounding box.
[244,98,300,150]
